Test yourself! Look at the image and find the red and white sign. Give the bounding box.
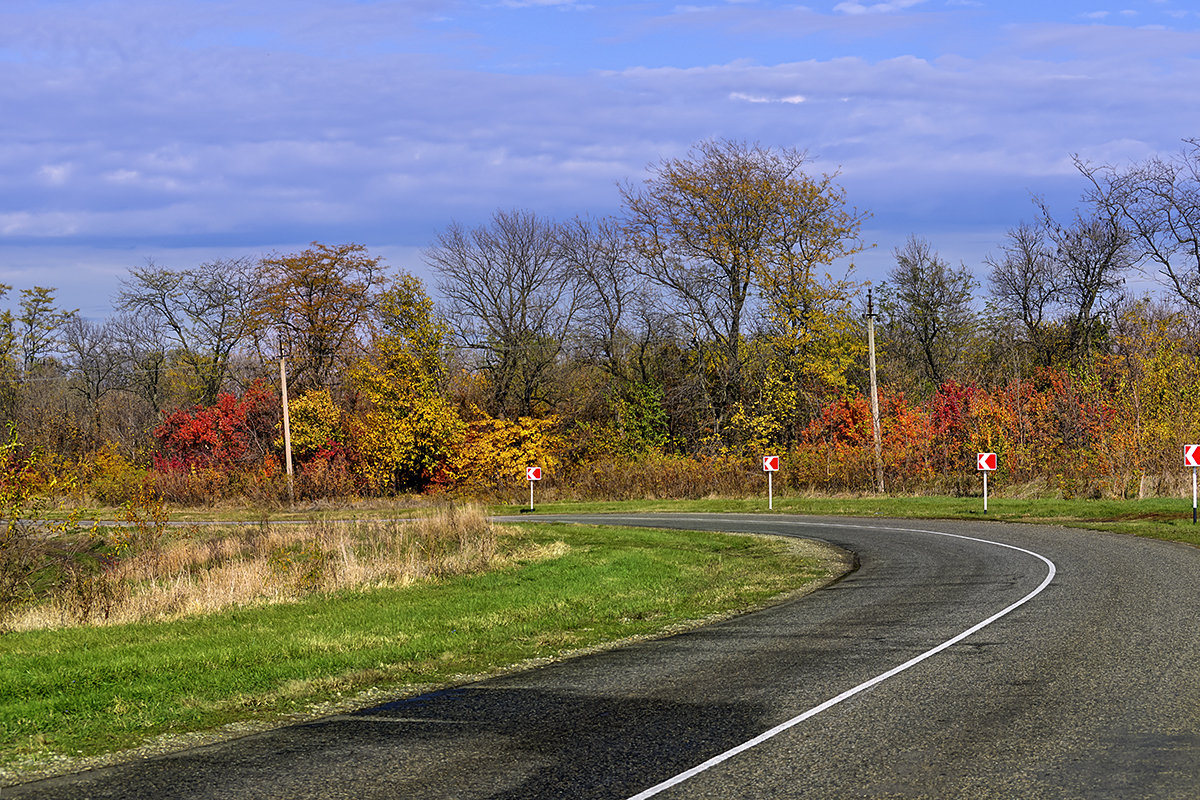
[1186,445,1200,468]
[977,452,998,471]
[526,466,542,481]
[762,455,780,472]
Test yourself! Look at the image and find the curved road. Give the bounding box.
[9,514,1200,799]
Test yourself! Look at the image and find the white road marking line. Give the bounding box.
[623,518,1058,800]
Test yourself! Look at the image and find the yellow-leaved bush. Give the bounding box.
[283,389,345,459]
[436,415,562,494]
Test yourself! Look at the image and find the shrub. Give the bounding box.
[351,396,465,494]
[150,462,229,506]
[0,424,81,625]
[284,389,345,460]
[153,380,279,472]
[84,442,148,506]
[296,442,360,500]
[436,415,562,496]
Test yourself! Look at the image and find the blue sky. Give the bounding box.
[3,0,1200,318]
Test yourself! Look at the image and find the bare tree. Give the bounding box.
[109,312,170,416]
[555,215,642,381]
[879,235,978,388]
[1036,197,1133,356]
[62,315,124,442]
[427,209,582,418]
[986,222,1062,364]
[1076,142,1200,314]
[118,257,258,405]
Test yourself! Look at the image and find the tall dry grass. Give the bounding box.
[8,505,504,632]
[556,453,762,500]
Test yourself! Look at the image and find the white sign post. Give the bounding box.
[977,452,997,512]
[526,466,542,511]
[763,455,780,510]
[1186,445,1200,524]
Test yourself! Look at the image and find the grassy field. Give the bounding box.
[0,519,840,781]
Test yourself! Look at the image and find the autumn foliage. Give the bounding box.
[9,139,1200,506]
[153,380,278,471]
[100,262,1200,505]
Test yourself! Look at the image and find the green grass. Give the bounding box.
[0,522,833,776]
[500,495,1200,548]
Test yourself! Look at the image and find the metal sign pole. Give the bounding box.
[530,479,535,511]
[983,471,989,514]
[1187,447,1200,523]
[768,471,773,510]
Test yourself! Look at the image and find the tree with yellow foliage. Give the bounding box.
[350,274,464,493]
[621,139,867,441]
[284,389,344,460]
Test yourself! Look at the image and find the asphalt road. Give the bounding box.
[9,514,1200,799]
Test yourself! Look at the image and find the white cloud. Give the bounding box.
[729,91,806,103]
[37,164,72,186]
[0,211,81,237]
[834,0,927,15]
[1083,7,1141,21]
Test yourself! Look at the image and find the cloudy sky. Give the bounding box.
[3,0,1199,318]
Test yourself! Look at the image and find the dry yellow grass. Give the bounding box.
[8,505,509,631]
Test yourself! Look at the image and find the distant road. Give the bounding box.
[10,514,1200,799]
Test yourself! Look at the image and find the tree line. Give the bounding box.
[4,138,1200,503]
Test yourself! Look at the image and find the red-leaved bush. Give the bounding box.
[153,381,279,472]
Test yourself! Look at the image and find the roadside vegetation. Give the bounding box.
[4,488,1196,781]
[3,504,505,632]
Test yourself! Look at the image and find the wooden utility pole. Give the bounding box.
[280,357,294,505]
[867,288,885,494]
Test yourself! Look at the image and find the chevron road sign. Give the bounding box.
[1187,446,1200,524]
[977,453,997,512]
[762,455,779,510]
[526,466,541,511]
